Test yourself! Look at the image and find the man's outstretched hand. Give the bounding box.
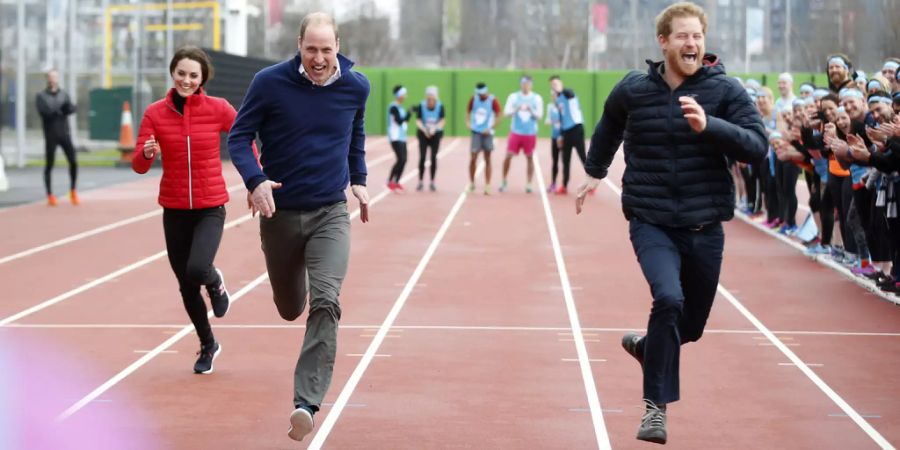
[575,175,601,215]
[351,185,370,223]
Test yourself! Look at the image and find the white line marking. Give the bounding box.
[0,141,411,327]
[717,286,893,449]
[0,212,254,327]
[56,273,269,421]
[134,350,178,354]
[602,176,894,449]
[308,146,471,450]
[55,138,462,422]
[734,211,899,305]
[779,363,823,367]
[562,358,607,363]
[536,158,611,450]
[346,354,391,357]
[0,182,243,266]
[8,323,900,337]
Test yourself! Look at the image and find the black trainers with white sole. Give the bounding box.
[193,342,221,374]
[288,406,315,442]
[207,268,230,318]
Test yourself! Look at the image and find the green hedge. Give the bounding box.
[356,68,822,138]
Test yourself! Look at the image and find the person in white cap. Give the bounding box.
[881,58,900,91]
[413,86,445,191]
[774,72,795,113]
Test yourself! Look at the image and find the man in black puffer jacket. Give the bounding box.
[575,1,766,445]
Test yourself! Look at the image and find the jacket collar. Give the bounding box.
[647,53,724,85]
[291,53,355,86]
[165,87,206,109]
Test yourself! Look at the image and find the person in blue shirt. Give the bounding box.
[466,82,502,194]
[413,86,445,191]
[387,85,411,192]
[545,86,562,194]
[226,12,370,443]
[550,75,587,195]
[500,75,543,193]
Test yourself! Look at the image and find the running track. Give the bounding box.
[0,137,897,449]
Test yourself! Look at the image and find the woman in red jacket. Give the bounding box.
[133,46,247,375]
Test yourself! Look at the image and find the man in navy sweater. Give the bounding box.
[227,12,370,442]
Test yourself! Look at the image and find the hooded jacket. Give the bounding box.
[585,54,767,227]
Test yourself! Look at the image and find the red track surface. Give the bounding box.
[1,137,897,449]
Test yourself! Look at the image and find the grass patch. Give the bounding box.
[25,149,125,168]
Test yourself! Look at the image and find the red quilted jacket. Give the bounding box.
[133,88,253,209]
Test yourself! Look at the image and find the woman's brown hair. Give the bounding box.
[169,46,214,87]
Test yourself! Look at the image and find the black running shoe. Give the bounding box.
[207,268,230,318]
[621,332,645,367]
[194,342,221,374]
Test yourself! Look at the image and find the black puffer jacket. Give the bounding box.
[585,54,767,227]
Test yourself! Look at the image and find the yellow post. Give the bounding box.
[212,2,220,50]
[104,9,112,88]
[103,1,222,88]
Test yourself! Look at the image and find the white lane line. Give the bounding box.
[134,350,178,354]
[9,323,900,337]
[307,150,473,450]
[56,273,270,421]
[54,138,463,422]
[717,286,894,449]
[0,141,412,328]
[779,363,823,367]
[601,176,894,449]
[562,358,607,363]
[0,213,253,327]
[0,183,242,266]
[733,211,899,305]
[536,158,611,450]
[0,139,397,266]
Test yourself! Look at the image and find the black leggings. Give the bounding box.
[763,163,781,223]
[778,161,800,226]
[549,136,560,185]
[389,141,407,183]
[416,131,441,182]
[741,163,761,213]
[163,207,225,348]
[44,131,78,195]
[560,124,586,188]
[827,174,854,253]
[820,175,835,246]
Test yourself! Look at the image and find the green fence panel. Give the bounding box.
[88,86,132,141]
[355,68,830,139]
[357,68,386,137]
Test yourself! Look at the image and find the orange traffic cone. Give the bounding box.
[118,101,135,164]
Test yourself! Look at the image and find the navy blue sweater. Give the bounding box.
[227,53,370,211]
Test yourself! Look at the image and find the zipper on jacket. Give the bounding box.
[187,135,193,209]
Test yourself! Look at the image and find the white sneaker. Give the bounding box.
[288,407,315,441]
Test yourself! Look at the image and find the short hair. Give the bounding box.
[300,12,339,41]
[392,85,404,95]
[820,93,840,105]
[169,46,214,87]
[548,75,561,82]
[476,82,486,89]
[655,2,708,38]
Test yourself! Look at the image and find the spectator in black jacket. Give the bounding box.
[35,69,79,206]
[575,1,766,444]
